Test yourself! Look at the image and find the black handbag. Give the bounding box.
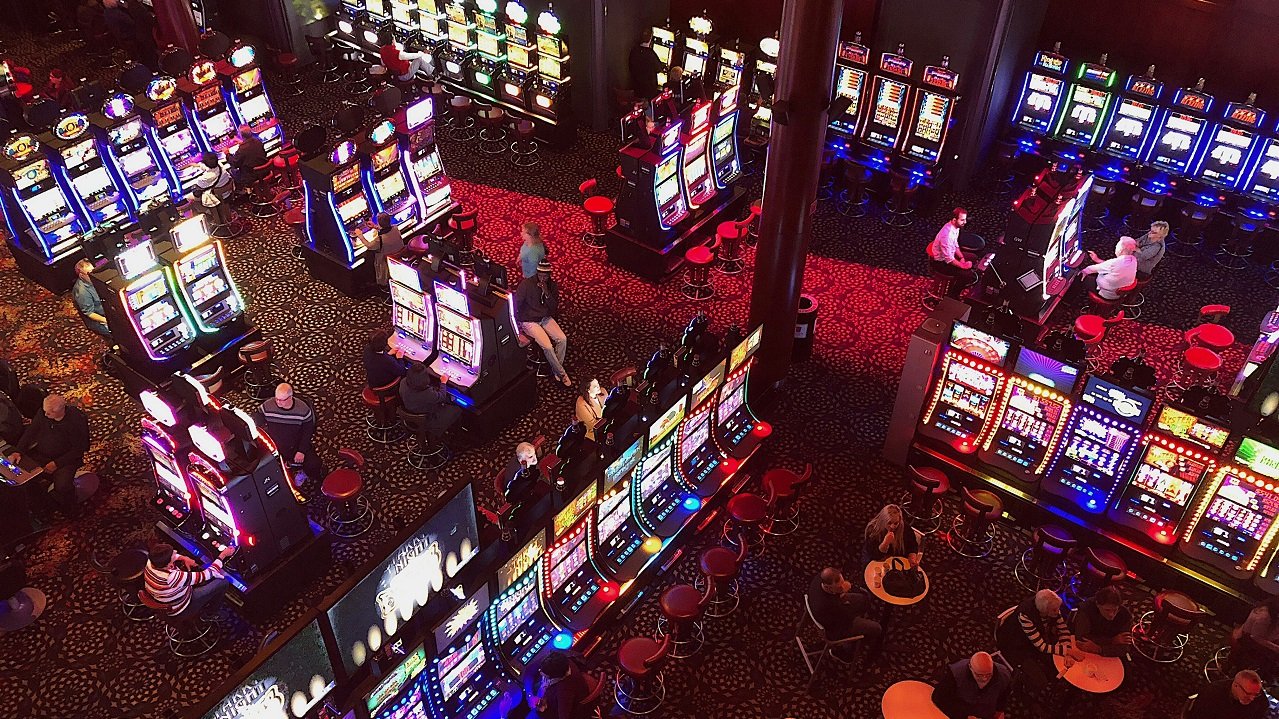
[880,557,925,598]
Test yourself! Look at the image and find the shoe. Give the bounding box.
[560,375,573,388]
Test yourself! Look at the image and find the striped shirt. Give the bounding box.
[1018,609,1073,655]
[143,560,223,615]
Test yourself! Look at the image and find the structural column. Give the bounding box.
[747,0,842,392]
[154,0,202,56]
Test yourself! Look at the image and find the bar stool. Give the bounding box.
[837,161,873,217]
[947,487,1003,558]
[1170,201,1216,257]
[238,339,275,401]
[990,138,1020,198]
[1122,272,1152,319]
[681,244,716,300]
[448,205,479,266]
[695,541,749,618]
[247,163,282,218]
[1186,323,1235,353]
[1132,589,1205,663]
[1014,524,1077,592]
[398,408,450,470]
[476,105,508,155]
[1216,212,1266,270]
[273,51,304,98]
[901,465,949,535]
[307,36,343,84]
[817,149,840,201]
[275,145,304,195]
[108,549,152,621]
[579,179,613,249]
[1073,314,1111,372]
[322,448,374,538]
[721,491,769,557]
[192,364,226,396]
[713,220,745,275]
[510,120,540,167]
[447,96,477,142]
[1123,184,1166,233]
[614,634,671,715]
[923,267,957,311]
[1065,547,1127,606]
[654,582,714,658]
[762,463,814,536]
[1084,175,1119,232]
[1167,346,1223,397]
[363,378,406,444]
[137,593,219,657]
[882,168,919,227]
[0,559,44,632]
[517,331,549,377]
[1087,283,1131,319]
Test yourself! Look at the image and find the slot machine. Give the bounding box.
[94,239,198,372]
[1042,375,1152,514]
[1108,404,1228,545]
[827,35,871,144]
[1191,95,1266,195]
[499,1,536,109]
[529,8,569,122]
[425,585,505,719]
[713,43,745,92]
[541,481,615,630]
[651,23,679,88]
[398,95,455,224]
[159,213,246,339]
[364,644,430,719]
[483,531,557,679]
[616,120,688,242]
[680,101,717,208]
[1239,119,1279,215]
[633,395,697,537]
[589,436,652,583]
[440,1,478,85]
[417,0,448,50]
[139,397,196,527]
[135,75,203,197]
[335,0,370,49]
[1008,46,1069,153]
[180,59,238,155]
[676,359,734,496]
[715,325,770,459]
[222,44,285,156]
[359,0,394,47]
[1052,55,1117,149]
[859,45,914,170]
[1144,80,1215,185]
[0,132,90,288]
[977,347,1079,484]
[388,253,436,360]
[918,321,1012,451]
[898,59,960,178]
[680,15,714,93]
[469,0,506,97]
[710,84,742,189]
[389,0,418,42]
[362,118,421,232]
[1094,69,1165,182]
[44,112,135,236]
[1181,437,1279,580]
[747,36,779,139]
[300,138,377,294]
[93,92,175,214]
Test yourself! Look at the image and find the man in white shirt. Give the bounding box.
[926,208,976,301]
[1081,237,1139,300]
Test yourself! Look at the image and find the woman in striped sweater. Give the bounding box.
[995,589,1085,692]
[143,543,234,617]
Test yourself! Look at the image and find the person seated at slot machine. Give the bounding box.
[1133,220,1170,277]
[503,441,541,495]
[1073,586,1133,658]
[40,68,73,109]
[1080,237,1139,301]
[574,378,606,441]
[227,125,267,185]
[518,221,547,279]
[254,383,325,487]
[399,363,461,429]
[524,651,597,719]
[8,394,90,518]
[0,389,23,446]
[190,153,235,228]
[517,259,572,387]
[863,504,921,567]
[1230,595,1279,679]
[806,567,885,662]
[368,213,405,289]
[995,589,1085,693]
[378,31,435,83]
[362,328,408,389]
[926,208,976,295]
[628,28,662,101]
[143,542,235,618]
[1185,670,1268,719]
[71,259,111,340]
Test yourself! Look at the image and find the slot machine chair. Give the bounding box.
[1169,201,1217,258]
[713,220,746,275]
[795,595,868,690]
[901,465,950,535]
[137,590,220,657]
[696,540,749,618]
[475,105,508,155]
[1084,176,1120,233]
[444,206,479,266]
[273,51,304,98]
[446,96,477,142]
[306,36,344,85]
[614,633,672,715]
[516,331,550,377]
[108,549,153,621]
[0,558,45,631]
[1216,212,1267,270]
[321,448,374,539]
[681,241,718,301]
[245,161,283,219]
[191,365,227,396]
[762,463,814,536]
[947,487,1004,558]
[1122,272,1153,319]
[1073,313,1124,372]
[1124,185,1169,234]
[237,339,276,401]
[398,407,450,470]
[510,120,540,168]
[1087,281,1136,319]
[721,491,769,558]
[1064,547,1126,606]
[1132,589,1206,663]
[578,178,613,249]
[837,161,874,218]
[363,378,406,444]
[1168,346,1223,398]
[882,167,920,228]
[655,581,715,658]
[1014,525,1077,593]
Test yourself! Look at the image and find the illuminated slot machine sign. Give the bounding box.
[1148,87,1215,176]
[1011,50,1068,135]
[1042,376,1152,513]
[1044,175,1091,294]
[365,120,417,228]
[677,359,730,492]
[117,240,197,358]
[682,102,716,207]
[1181,437,1279,578]
[716,46,744,88]
[426,585,502,719]
[1108,405,1227,544]
[828,39,869,138]
[683,37,709,78]
[54,113,130,229]
[326,485,479,673]
[652,26,676,83]
[1052,62,1116,147]
[365,644,430,719]
[862,51,913,152]
[419,0,447,42]
[2,133,82,256]
[902,63,960,165]
[388,255,436,361]
[978,348,1077,482]
[541,480,613,629]
[187,60,236,153]
[1194,100,1267,190]
[389,0,415,34]
[654,121,689,229]
[1098,74,1165,162]
[474,1,506,60]
[633,396,693,537]
[918,322,1011,450]
[484,530,555,677]
[140,410,194,524]
[716,325,768,457]
[226,45,283,153]
[431,280,482,384]
[184,448,241,556]
[590,436,649,582]
[200,619,336,719]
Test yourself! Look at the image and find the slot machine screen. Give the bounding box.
[1191,471,1279,561]
[377,172,407,201]
[835,67,865,110]
[203,112,234,141]
[548,531,588,590]
[118,241,157,279]
[1080,376,1153,423]
[656,152,680,184]
[365,645,428,718]
[434,583,487,657]
[649,398,687,446]
[604,437,644,491]
[1197,125,1254,187]
[333,163,362,192]
[13,160,50,190]
[1101,98,1157,158]
[690,360,727,409]
[437,306,475,362]
[597,484,632,545]
[326,485,479,672]
[639,444,673,500]
[949,322,1011,366]
[537,55,564,80]
[178,245,219,283]
[373,144,399,171]
[1236,437,1279,480]
[998,384,1065,447]
[685,54,706,77]
[405,97,434,130]
[233,68,262,94]
[24,189,68,221]
[152,102,183,127]
[495,581,539,644]
[497,529,544,593]
[200,619,336,719]
[1151,112,1206,171]
[389,258,422,290]
[1056,85,1109,143]
[194,478,237,533]
[652,28,673,65]
[338,195,368,223]
[109,119,143,145]
[656,176,680,207]
[433,281,469,314]
[439,631,487,702]
[1015,73,1063,132]
[62,139,97,170]
[1247,139,1279,201]
[680,412,711,460]
[730,326,762,371]
[865,77,909,148]
[712,117,734,145]
[161,128,195,156]
[119,151,155,177]
[72,167,114,198]
[1155,406,1230,450]
[553,482,598,537]
[154,460,189,498]
[194,85,223,111]
[718,380,745,419]
[415,151,443,179]
[1118,444,1209,537]
[394,305,430,339]
[237,95,272,125]
[1013,348,1080,392]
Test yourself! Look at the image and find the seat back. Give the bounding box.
[963,486,995,516]
[645,633,672,669]
[579,178,598,199]
[337,447,365,469]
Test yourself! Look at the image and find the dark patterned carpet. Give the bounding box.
[1,22,1278,719]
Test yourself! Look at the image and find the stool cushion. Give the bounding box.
[1190,323,1235,350]
[762,467,805,497]
[583,196,613,215]
[1074,315,1106,340]
[278,53,298,67]
[1088,547,1126,576]
[618,637,663,677]
[322,468,363,501]
[362,386,382,407]
[660,584,704,620]
[967,489,1004,520]
[284,208,305,225]
[699,547,740,579]
[728,493,769,523]
[686,246,714,266]
[1155,589,1199,616]
[1038,524,1075,547]
[110,549,149,583]
[1184,346,1222,372]
[909,466,950,495]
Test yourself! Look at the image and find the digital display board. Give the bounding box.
[201,620,335,719]
[1080,376,1153,423]
[1013,347,1080,393]
[553,481,598,537]
[690,360,727,409]
[1155,406,1230,450]
[648,397,687,446]
[604,437,644,491]
[729,325,762,371]
[1236,437,1279,480]
[950,322,1012,367]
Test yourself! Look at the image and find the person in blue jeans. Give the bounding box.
[71,259,110,338]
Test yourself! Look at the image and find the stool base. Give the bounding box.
[120,589,153,622]
[1131,610,1190,663]
[694,575,741,617]
[327,495,374,539]
[615,671,665,715]
[947,516,996,558]
[654,616,705,659]
[165,615,219,658]
[1013,548,1069,593]
[408,440,450,471]
[900,491,945,535]
[366,414,408,445]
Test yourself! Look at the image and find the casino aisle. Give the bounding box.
[1,23,1278,719]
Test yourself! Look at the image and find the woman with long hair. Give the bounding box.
[863,504,921,566]
[574,377,606,440]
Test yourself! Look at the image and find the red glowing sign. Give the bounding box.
[837,40,869,66]
[922,65,959,92]
[1177,91,1210,113]
[879,53,913,78]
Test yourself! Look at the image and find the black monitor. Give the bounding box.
[200,619,336,719]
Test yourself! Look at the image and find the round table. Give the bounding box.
[881,680,947,719]
[865,560,929,606]
[1054,651,1124,693]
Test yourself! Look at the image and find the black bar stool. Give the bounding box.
[695,541,748,618]
[902,465,949,535]
[476,105,508,155]
[108,549,152,621]
[1132,589,1205,663]
[510,120,540,167]
[1014,524,1077,592]
[1065,546,1127,606]
[137,593,219,657]
[947,487,1003,558]
[362,378,406,444]
[399,408,450,470]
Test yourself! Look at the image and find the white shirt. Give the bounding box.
[1084,254,1138,298]
[928,222,963,264]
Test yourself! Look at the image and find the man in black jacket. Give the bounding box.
[628,28,661,101]
[805,567,883,661]
[228,125,268,184]
[516,259,570,386]
[932,652,1011,719]
[253,384,325,486]
[8,394,90,517]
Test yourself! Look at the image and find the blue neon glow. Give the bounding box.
[551,631,573,650]
[325,191,356,264]
[681,495,702,511]
[145,124,184,200]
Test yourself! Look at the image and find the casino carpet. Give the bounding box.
[1,23,1278,719]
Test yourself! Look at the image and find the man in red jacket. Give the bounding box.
[378,32,434,82]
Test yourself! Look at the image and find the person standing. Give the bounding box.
[101,0,138,59]
[1080,237,1139,300]
[518,222,547,279]
[254,384,324,485]
[628,28,661,101]
[1185,670,1268,719]
[71,259,111,339]
[143,543,235,617]
[931,651,1012,719]
[517,260,571,387]
[1133,220,1169,277]
[369,213,405,289]
[805,567,884,662]
[8,394,90,517]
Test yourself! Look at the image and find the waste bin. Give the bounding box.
[793,294,818,361]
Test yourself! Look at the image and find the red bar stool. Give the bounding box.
[509,120,540,167]
[247,163,283,218]
[363,378,407,444]
[745,200,762,247]
[273,51,304,98]
[1087,284,1131,319]
[238,339,276,401]
[447,205,479,266]
[681,243,716,300]
[712,220,745,275]
[476,105,508,155]
[721,491,769,557]
[1014,524,1077,592]
[1122,272,1153,319]
[275,145,303,194]
[902,465,950,535]
[322,448,374,538]
[1132,589,1206,663]
[446,96,476,142]
[947,487,1003,558]
[578,178,613,249]
[695,541,749,618]
[762,462,814,536]
[614,634,671,715]
[108,549,152,621]
[1065,546,1126,605]
[837,161,873,217]
[655,582,715,658]
[1073,314,1110,372]
[1168,345,1223,397]
[1186,322,1235,353]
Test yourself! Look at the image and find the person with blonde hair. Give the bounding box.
[863,503,921,566]
[1134,220,1169,276]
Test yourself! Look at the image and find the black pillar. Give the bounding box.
[747,0,842,392]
